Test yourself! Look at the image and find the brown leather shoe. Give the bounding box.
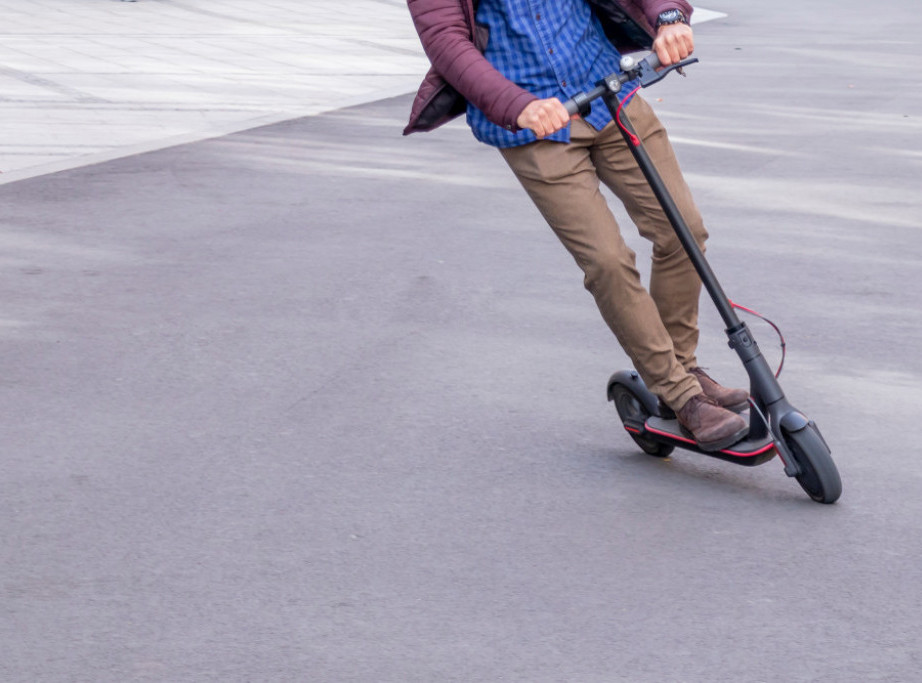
[676,394,749,452]
[690,367,749,413]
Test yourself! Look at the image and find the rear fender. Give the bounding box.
[607,370,660,417]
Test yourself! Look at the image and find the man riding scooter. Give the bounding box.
[404,0,749,452]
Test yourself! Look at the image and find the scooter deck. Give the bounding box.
[642,414,777,466]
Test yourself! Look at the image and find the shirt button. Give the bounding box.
[561,80,567,87]
[536,13,541,20]
[548,48,554,54]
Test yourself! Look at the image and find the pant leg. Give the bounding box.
[498,119,700,410]
[589,96,709,370]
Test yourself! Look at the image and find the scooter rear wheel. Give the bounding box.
[610,384,674,457]
[784,425,842,504]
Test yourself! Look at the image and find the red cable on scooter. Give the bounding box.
[729,300,787,378]
[616,84,642,146]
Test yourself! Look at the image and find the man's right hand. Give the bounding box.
[516,98,573,139]
[653,23,695,66]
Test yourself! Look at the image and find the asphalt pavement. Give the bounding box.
[2,1,922,681]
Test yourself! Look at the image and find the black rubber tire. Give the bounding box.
[784,425,842,504]
[610,384,674,457]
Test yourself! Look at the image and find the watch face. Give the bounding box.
[657,9,685,25]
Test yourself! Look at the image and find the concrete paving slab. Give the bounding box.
[0,0,430,184]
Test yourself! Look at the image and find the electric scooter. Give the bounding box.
[564,55,842,504]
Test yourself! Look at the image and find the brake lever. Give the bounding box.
[635,56,699,88]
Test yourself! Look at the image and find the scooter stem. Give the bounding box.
[605,96,741,332]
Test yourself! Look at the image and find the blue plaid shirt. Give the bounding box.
[467,0,636,148]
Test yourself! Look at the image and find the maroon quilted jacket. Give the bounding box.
[404,0,693,135]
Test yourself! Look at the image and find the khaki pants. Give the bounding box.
[499,96,707,410]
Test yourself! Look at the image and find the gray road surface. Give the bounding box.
[2,0,922,681]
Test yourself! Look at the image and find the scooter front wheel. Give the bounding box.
[784,425,842,504]
[610,384,674,457]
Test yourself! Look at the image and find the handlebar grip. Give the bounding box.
[644,53,661,71]
[564,100,580,117]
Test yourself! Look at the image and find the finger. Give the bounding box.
[538,105,563,136]
[656,45,673,66]
[662,34,681,64]
[530,120,545,138]
[534,110,550,137]
[654,38,674,66]
[542,113,562,135]
[554,101,572,126]
[672,35,691,60]
[548,102,571,131]
[674,29,694,59]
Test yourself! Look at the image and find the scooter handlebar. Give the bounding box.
[644,53,662,71]
[564,98,582,118]
[563,52,695,117]
[563,53,659,117]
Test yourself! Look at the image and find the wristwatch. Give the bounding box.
[655,9,688,27]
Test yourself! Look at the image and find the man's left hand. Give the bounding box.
[653,23,694,66]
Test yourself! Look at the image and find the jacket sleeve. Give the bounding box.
[407,0,537,131]
[636,0,694,28]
